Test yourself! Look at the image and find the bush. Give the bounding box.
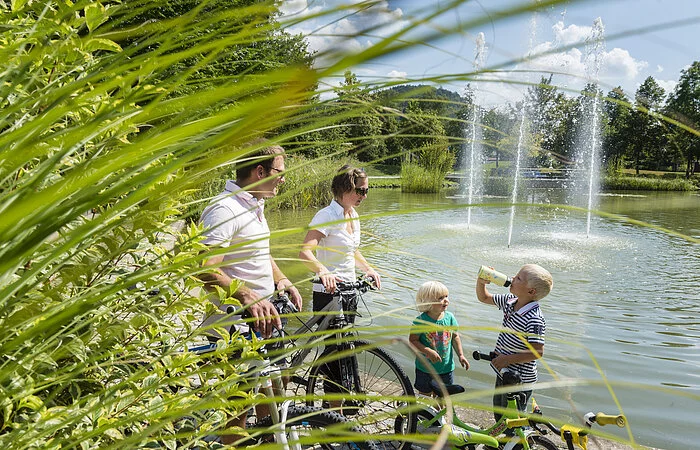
[401,162,444,193]
[602,176,696,191]
[271,155,360,210]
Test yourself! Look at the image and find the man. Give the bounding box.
[198,140,302,339]
[197,140,302,444]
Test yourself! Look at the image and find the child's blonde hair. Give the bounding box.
[521,264,553,301]
[416,281,449,312]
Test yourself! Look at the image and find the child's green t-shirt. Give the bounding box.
[412,311,457,375]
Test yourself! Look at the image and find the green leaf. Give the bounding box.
[10,0,28,12]
[18,395,43,411]
[84,38,122,53]
[84,2,108,33]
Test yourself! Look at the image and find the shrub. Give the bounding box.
[602,176,696,191]
[401,162,444,193]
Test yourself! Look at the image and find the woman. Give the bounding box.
[299,165,382,412]
[299,165,382,311]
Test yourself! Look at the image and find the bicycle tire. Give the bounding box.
[252,405,380,450]
[305,339,417,450]
[511,434,559,450]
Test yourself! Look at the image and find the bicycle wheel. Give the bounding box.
[252,405,380,450]
[511,434,559,450]
[306,339,417,450]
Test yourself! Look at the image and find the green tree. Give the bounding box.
[665,61,700,177]
[115,0,315,95]
[333,70,387,162]
[602,87,633,173]
[482,107,516,169]
[525,75,578,164]
[629,76,667,173]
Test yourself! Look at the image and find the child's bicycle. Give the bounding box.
[413,350,626,450]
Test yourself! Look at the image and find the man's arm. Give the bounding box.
[199,253,280,338]
[270,256,302,310]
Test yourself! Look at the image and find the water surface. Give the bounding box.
[269,189,699,450]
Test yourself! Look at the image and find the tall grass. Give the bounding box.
[603,175,697,191]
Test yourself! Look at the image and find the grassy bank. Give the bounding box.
[602,175,697,191]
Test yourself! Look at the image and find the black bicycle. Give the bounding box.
[270,277,417,450]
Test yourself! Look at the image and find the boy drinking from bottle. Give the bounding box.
[476,264,553,421]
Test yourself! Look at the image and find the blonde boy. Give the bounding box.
[476,264,553,420]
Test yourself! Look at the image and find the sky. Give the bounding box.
[279,0,700,106]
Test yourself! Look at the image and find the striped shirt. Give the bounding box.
[493,293,545,384]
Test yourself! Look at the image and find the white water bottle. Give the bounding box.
[478,265,512,287]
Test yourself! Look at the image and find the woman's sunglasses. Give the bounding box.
[355,187,370,196]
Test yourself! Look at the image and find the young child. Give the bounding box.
[409,281,469,396]
[475,264,553,421]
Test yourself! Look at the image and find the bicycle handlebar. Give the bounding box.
[472,350,521,384]
[312,275,377,293]
[584,412,626,428]
[472,350,496,361]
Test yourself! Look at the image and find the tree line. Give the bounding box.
[288,68,700,180]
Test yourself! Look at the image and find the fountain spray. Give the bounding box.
[465,32,487,228]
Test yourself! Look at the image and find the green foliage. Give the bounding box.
[401,162,445,193]
[665,61,700,176]
[271,155,362,210]
[0,0,321,447]
[602,175,696,191]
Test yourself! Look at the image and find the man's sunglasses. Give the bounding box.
[355,187,370,196]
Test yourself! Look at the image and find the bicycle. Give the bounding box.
[413,350,626,450]
[270,276,417,450]
[503,398,626,450]
[187,308,380,450]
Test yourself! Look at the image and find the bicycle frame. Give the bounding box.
[189,343,303,450]
[287,293,355,370]
[417,393,531,449]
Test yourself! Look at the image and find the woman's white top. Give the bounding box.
[309,199,360,282]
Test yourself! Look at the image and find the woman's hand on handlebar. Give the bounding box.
[364,269,381,289]
[318,272,342,294]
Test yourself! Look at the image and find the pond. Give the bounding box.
[267,188,699,450]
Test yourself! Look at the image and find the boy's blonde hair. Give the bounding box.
[416,281,449,312]
[521,264,553,301]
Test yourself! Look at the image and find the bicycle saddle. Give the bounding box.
[429,379,466,397]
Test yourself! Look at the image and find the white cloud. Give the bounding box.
[279,0,313,17]
[656,65,664,73]
[601,47,647,80]
[551,21,591,47]
[280,1,410,68]
[387,70,407,80]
